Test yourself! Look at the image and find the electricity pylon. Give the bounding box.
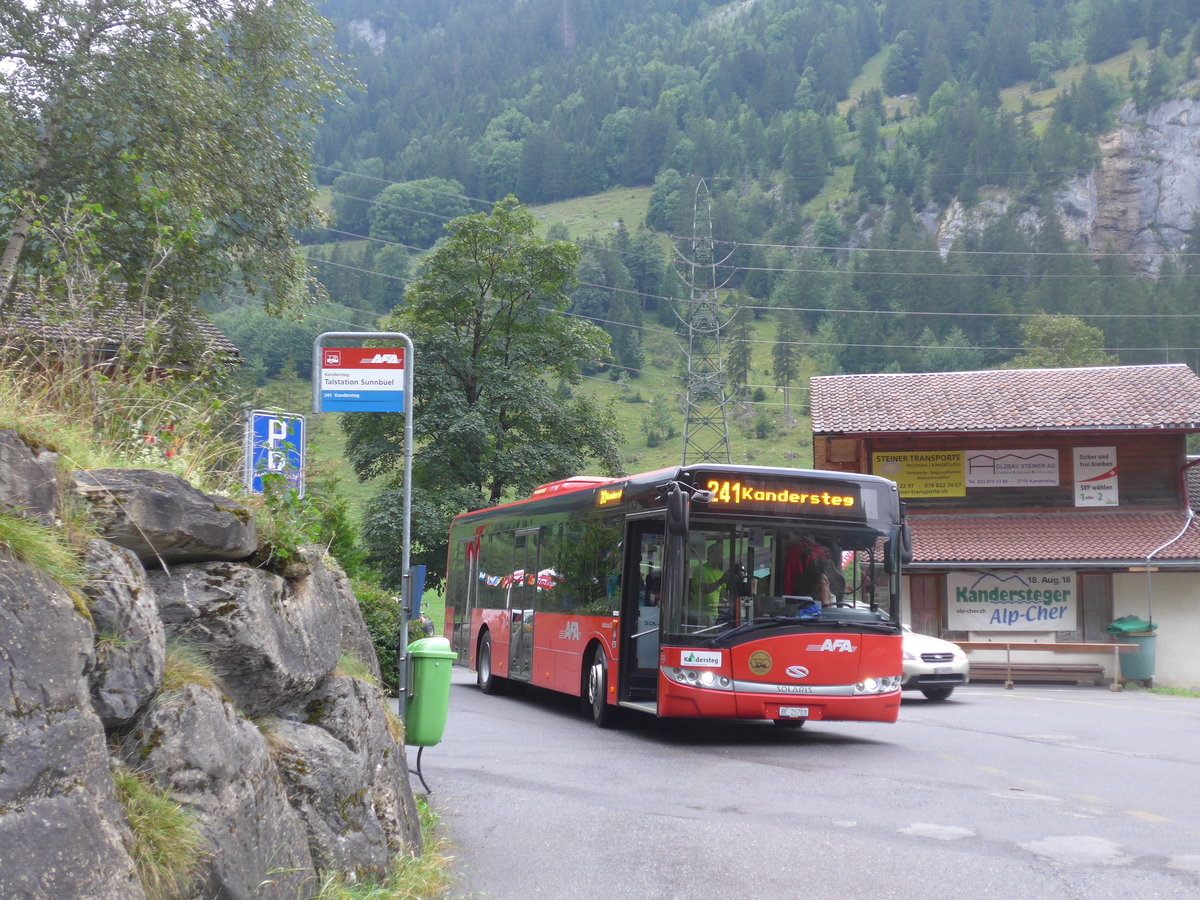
[676,179,733,465]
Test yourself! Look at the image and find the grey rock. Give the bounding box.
[147,560,342,717]
[287,675,423,855]
[84,539,166,727]
[305,549,384,685]
[0,428,61,525]
[119,683,316,900]
[268,718,392,876]
[72,468,256,565]
[0,552,144,899]
[1056,97,1200,274]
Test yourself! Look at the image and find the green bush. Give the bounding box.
[354,580,405,695]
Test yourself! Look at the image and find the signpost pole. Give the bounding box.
[313,331,415,714]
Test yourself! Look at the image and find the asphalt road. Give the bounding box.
[409,667,1200,899]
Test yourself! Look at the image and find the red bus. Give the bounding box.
[446,464,911,727]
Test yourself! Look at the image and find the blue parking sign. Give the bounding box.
[244,410,305,496]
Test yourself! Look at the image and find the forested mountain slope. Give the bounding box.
[292,0,1200,388]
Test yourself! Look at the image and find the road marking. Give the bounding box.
[901,822,974,841]
[981,690,1200,718]
[1127,810,1169,823]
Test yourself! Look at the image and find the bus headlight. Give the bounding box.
[668,668,733,690]
[854,675,902,694]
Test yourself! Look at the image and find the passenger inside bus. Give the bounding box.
[692,542,727,622]
[782,535,845,606]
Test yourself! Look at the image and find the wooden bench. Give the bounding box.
[969,662,1106,686]
[956,641,1140,690]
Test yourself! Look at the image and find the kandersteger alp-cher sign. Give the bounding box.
[946,570,1077,632]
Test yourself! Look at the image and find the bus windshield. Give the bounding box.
[666,518,897,645]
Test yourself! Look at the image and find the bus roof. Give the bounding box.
[450,464,901,525]
[530,476,616,497]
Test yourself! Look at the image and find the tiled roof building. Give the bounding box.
[811,364,1200,688]
[1,282,240,367]
[812,365,1200,434]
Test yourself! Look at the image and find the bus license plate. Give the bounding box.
[779,706,808,718]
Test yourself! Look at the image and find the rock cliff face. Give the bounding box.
[936,97,1200,276]
[0,430,421,899]
[1060,97,1200,273]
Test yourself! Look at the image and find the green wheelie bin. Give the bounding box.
[1107,616,1157,683]
[405,636,455,747]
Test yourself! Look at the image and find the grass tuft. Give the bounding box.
[160,640,220,693]
[315,796,453,899]
[112,764,207,899]
[333,652,381,687]
[0,509,85,588]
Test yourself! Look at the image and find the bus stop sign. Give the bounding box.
[318,347,406,412]
[244,410,305,496]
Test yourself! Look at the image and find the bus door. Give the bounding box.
[508,527,539,682]
[619,520,665,703]
[452,536,479,667]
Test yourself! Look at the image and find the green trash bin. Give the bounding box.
[405,636,455,747]
[1106,616,1157,683]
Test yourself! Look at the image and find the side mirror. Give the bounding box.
[665,482,688,532]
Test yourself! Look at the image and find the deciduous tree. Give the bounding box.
[1005,314,1117,369]
[0,0,344,313]
[343,197,624,586]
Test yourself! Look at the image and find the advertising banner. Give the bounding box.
[1074,446,1119,507]
[872,451,965,498]
[965,449,1059,487]
[946,570,1077,631]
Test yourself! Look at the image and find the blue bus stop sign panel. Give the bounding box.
[245,411,305,496]
[319,347,406,412]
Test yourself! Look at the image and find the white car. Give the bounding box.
[902,626,969,701]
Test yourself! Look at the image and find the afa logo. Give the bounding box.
[558,622,581,641]
[365,353,402,365]
[807,638,856,653]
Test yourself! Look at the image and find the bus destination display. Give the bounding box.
[695,472,865,520]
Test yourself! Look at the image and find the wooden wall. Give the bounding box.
[814,431,1188,512]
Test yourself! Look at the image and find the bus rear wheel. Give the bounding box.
[584,646,618,728]
[478,632,507,695]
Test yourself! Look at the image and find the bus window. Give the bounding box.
[680,529,736,631]
[545,516,622,614]
[479,531,512,610]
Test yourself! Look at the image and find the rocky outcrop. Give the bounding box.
[0,429,61,525]
[935,97,1200,276]
[0,551,144,899]
[118,684,317,899]
[72,467,257,565]
[146,556,344,718]
[1,449,423,899]
[84,539,167,728]
[1056,97,1200,273]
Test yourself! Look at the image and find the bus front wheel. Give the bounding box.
[584,645,618,728]
[478,632,507,695]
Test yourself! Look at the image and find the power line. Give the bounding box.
[317,175,1200,283]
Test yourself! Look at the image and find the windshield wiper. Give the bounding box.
[709,614,818,645]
